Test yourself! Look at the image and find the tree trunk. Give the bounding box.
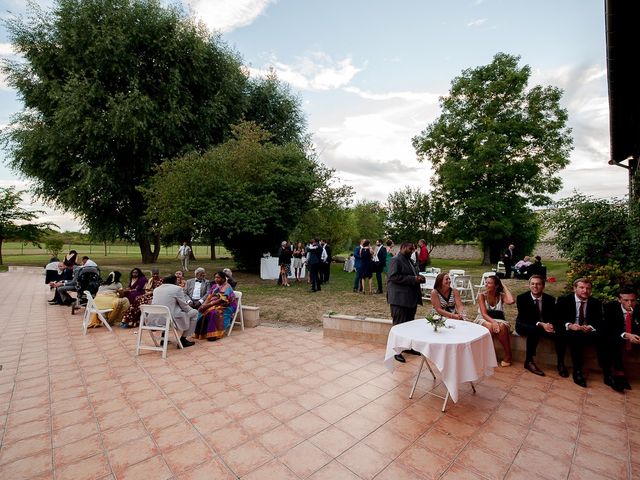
[0,238,4,265]
[481,243,492,266]
[138,233,161,263]
[186,240,196,261]
[210,238,216,260]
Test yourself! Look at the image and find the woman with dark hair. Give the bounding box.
[121,268,162,328]
[430,273,466,320]
[473,275,515,366]
[88,271,129,327]
[194,271,237,341]
[292,241,304,282]
[63,250,78,267]
[359,239,374,294]
[123,268,147,303]
[175,270,187,288]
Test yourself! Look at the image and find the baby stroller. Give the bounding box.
[71,267,101,314]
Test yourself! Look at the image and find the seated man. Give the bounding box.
[555,278,617,390]
[151,274,198,347]
[49,263,83,305]
[604,285,639,391]
[526,256,546,279]
[185,267,209,308]
[513,256,532,279]
[515,275,566,376]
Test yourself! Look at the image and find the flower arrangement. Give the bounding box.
[426,311,446,332]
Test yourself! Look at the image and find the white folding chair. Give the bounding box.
[428,267,441,275]
[454,275,475,304]
[137,305,183,359]
[495,261,506,275]
[227,291,244,336]
[474,272,495,298]
[82,291,113,335]
[420,274,438,301]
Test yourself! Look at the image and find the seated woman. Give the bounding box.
[430,273,466,320]
[122,268,147,304]
[175,270,187,288]
[473,275,515,367]
[194,270,237,342]
[87,271,130,327]
[121,268,163,328]
[63,250,78,268]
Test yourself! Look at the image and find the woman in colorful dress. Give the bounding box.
[473,275,515,367]
[122,268,147,304]
[121,268,163,328]
[430,273,465,320]
[194,271,237,342]
[88,271,130,327]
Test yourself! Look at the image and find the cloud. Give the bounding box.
[249,53,362,91]
[467,18,487,27]
[343,86,440,104]
[185,0,275,33]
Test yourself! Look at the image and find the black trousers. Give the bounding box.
[309,264,321,291]
[375,265,384,293]
[561,329,610,375]
[319,262,330,283]
[515,323,566,364]
[390,305,418,326]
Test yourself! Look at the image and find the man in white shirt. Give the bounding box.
[177,242,192,271]
[185,267,208,308]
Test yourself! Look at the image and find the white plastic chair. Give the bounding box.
[474,272,495,299]
[82,291,113,335]
[454,275,475,304]
[420,274,438,300]
[137,305,184,359]
[227,291,244,336]
[428,267,441,275]
[495,261,506,275]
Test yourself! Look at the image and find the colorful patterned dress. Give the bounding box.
[193,283,237,340]
[122,277,163,327]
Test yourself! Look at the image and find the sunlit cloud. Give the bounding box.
[185,0,275,33]
[467,18,487,27]
[249,53,362,91]
[343,86,440,103]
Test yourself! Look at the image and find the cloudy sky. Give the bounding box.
[0,0,624,231]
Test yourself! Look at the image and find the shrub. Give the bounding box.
[564,261,640,302]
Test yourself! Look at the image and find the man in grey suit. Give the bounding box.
[151,274,198,347]
[387,241,426,363]
[185,267,209,308]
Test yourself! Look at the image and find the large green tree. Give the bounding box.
[0,187,53,264]
[412,53,573,264]
[350,201,386,247]
[143,122,322,270]
[385,187,445,249]
[2,0,305,263]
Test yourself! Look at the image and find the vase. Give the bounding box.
[433,324,439,332]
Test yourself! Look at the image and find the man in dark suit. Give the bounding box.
[387,241,426,363]
[515,275,566,376]
[307,238,322,292]
[555,278,615,389]
[319,239,331,284]
[373,239,387,294]
[352,239,364,292]
[604,285,639,391]
[502,244,515,278]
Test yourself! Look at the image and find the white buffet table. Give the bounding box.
[259,257,305,280]
[384,319,497,409]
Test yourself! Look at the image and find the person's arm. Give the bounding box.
[452,288,466,319]
[501,285,515,305]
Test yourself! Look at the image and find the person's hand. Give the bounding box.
[541,322,555,333]
[416,275,426,283]
[627,333,640,344]
[581,325,594,332]
[567,323,582,331]
[492,323,500,334]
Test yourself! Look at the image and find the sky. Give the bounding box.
[0,0,624,231]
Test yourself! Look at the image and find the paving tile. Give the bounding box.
[242,458,299,480]
[55,452,111,480]
[221,440,273,477]
[53,419,99,448]
[204,423,251,453]
[119,455,172,480]
[512,447,571,480]
[0,433,51,466]
[101,420,148,450]
[0,449,52,479]
[573,444,628,479]
[281,440,333,478]
[396,443,450,479]
[308,460,362,480]
[54,433,103,468]
[337,441,392,480]
[163,437,215,474]
[417,427,467,462]
[151,420,199,451]
[176,458,235,480]
[107,434,158,475]
[258,424,305,456]
[455,446,512,480]
[2,417,50,444]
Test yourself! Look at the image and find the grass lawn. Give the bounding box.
[9,251,571,329]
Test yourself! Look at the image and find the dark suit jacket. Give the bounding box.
[515,292,556,329]
[386,254,422,308]
[307,244,322,266]
[555,294,603,333]
[603,301,640,342]
[375,246,387,271]
[322,245,332,264]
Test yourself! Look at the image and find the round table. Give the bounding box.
[384,319,498,408]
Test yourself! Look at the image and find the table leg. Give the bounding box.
[470,381,476,394]
[426,360,436,380]
[409,356,425,399]
[441,391,450,412]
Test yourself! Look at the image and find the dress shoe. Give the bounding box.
[394,354,406,363]
[557,364,569,378]
[405,349,421,356]
[207,337,218,342]
[524,361,545,376]
[48,301,61,305]
[180,337,195,348]
[573,371,587,388]
[604,375,625,393]
[616,376,632,390]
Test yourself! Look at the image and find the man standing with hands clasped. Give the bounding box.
[515,275,566,377]
[387,241,426,363]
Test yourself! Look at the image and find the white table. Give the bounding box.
[384,319,497,410]
[259,257,305,280]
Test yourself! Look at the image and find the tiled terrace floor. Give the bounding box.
[0,268,638,479]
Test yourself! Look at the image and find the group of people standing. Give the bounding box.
[277,239,332,292]
[386,241,639,392]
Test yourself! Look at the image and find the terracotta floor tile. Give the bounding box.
[152,420,199,451]
[441,463,488,480]
[5,406,49,429]
[0,433,51,466]
[337,441,392,480]
[119,455,172,480]
[580,419,628,440]
[568,464,617,480]
[108,435,158,475]
[530,415,579,442]
[55,452,111,480]
[471,430,521,462]
[238,411,281,436]
[222,440,273,477]
[267,400,307,423]
[259,424,305,456]
[521,429,575,462]
[333,412,379,440]
[504,464,547,479]
[512,447,571,480]
[417,427,467,461]
[287,411,331,438]
[223,399,262,420]
[433,416,478,440]
[164,437,214,474]
[2,417,50,444]
[308,460,362,480]
[578,428,628,460]
[101,421,148,450]
[8,393,49,413]
[204,423,251,453]
[52,407,94,430]
[190,410,233,434]
[176,458,235,480]
[0,450,51,480]
[397,443,450,479]
[385,411,433,442]
[141,407,184,433]
[54,433,103,468]
[97,407,139,431]
[375,459,428,480]
[242,458,299,480]
[455,446,512,480]
[281,440,333,478]
[573,444,628,479]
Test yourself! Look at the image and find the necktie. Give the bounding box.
[534,298,541,322]
[578,301,585,325]
[626,311,633,351]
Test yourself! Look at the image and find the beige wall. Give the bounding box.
[430,241,565,261]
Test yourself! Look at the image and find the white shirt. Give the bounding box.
[83,259,98,267]
[192,280,205,301]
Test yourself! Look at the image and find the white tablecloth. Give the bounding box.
[259,257,306,280]
[384,319,497,402]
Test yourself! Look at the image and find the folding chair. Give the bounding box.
[82,291,113,335]
[495,261,506,276]
[227,291,244,336]
[420,274,437,301]
[474,272,495,299]
[137,305,183,359]
[454,275,475,304]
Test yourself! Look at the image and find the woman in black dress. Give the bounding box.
[359,239,374,294]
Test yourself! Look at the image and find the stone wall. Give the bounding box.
[430,241,565,261]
